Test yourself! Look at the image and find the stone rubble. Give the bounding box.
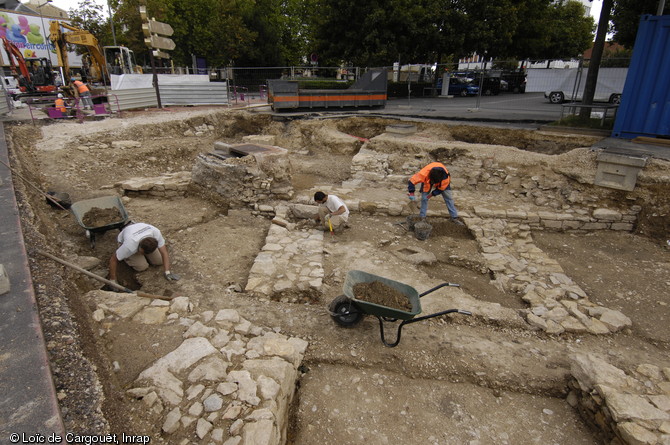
[84,290,307,445]
[116,171,191,197]
[464,214,632,334]
[245,206,324,301]
[569,354,670,445]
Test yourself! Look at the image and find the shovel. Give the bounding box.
[37,250,174,301]
[0,158,68,210]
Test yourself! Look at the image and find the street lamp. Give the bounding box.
[108,1,117,47]
[36,0,53,51]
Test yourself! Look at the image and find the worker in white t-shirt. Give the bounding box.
[314,191,350,232]
[108,222,179,282]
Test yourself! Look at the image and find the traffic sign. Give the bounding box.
[144,35,176,51]
[152,50,171,59]
[148,20,173,36]
[139,6,175,51]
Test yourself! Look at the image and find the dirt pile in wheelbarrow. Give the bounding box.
[81,206,123,228]
[353,281,412,312]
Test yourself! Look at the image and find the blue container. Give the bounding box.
[612,15,670,139]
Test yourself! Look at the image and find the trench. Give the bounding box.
[5,110,670,444]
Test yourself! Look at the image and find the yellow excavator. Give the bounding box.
[49,21,108,86]
[49,21,143,100]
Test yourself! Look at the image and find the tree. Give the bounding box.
[544,1,595,60]
[67,0,112,45]
[580,0,613,120]
[611,0,668,47]
[458,0,519,59]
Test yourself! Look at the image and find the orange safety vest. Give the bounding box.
[73,80,89,94]
[409,162,451,193]
[54,98,66,113]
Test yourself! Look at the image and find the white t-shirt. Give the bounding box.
[115,223,165,261]
[325,195,349,219]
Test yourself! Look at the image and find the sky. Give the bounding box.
[47,0,110,15]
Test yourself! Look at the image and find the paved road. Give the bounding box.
[375,92,563,122]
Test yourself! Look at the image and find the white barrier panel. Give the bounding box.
[108,88,158,111]
[526,67,628,95]
[111,74,211,90]
[0,91,11,115]
[159,83,228,106]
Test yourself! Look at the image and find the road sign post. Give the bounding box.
[139,4,175,108]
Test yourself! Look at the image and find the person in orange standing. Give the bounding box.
[54,93,67,113]
[71,77,93,110]
[408,161,464,224]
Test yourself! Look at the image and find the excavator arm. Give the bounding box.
[2,37,33,87]
[49,21,108,84]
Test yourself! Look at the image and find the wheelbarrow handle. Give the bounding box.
[375,308,472,347]
[419,282,460,298]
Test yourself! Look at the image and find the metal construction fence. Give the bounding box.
[1,58,630,122]
[143,59,630,114]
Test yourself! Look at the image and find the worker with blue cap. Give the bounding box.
[71,77,93,110]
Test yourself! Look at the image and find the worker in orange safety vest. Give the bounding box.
[54,93,67,113]
[408,161,463,224]
[71,78,94,110]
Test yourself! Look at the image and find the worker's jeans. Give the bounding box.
[125,249,163,271]
[419,186,458,219]
[79,92,94,109]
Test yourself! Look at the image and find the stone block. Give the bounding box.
[542,220,563,229]
[594,152,647,191]
[593,208,623,221]
[610,222,634,231]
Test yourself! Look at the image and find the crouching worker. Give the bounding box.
[109,222,179,282]
[54,93,67,114]
[314,191,349,232]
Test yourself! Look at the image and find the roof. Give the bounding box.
[582,42,626,59]
[20,0,69,19]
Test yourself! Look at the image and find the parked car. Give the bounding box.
[501,72,526,93]
[543,67,626,104]
[476,77,501,96]
[544,90,622,105]
[447,77,480,96]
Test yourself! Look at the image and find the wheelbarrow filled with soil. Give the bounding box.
[70,196,129,248]
[328,270,472,347]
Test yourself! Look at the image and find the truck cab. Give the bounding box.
[103,46,142,75]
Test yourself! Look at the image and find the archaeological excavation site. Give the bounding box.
[4,107,670,445]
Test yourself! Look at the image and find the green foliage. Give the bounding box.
[296,79,353,89]
[601,48,632,67]
[544,1,595,60]
[67,0,113,48]
[312,0,596,66]
[611,0,668,47]
[71,0,645,71]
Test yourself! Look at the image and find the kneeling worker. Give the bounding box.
[314,191,349,232]
[109,222,179,282]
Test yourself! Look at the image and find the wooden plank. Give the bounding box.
[633,136,670,147]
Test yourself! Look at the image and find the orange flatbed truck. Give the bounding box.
[267,69,387,111]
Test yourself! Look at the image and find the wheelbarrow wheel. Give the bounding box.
[329,295,363,327]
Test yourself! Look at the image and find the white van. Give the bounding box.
[542,67,627,104]
[1,76,21,99]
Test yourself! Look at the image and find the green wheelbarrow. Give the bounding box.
[70,195,129,248]
[328,270,472,347]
